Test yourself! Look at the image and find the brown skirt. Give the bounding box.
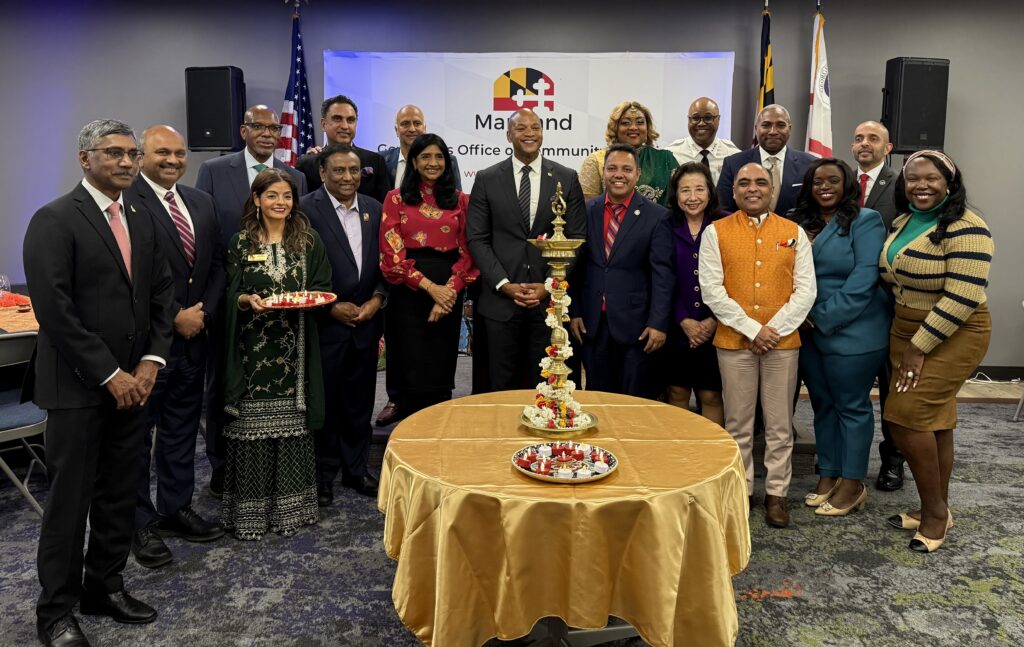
[884,302,991,431]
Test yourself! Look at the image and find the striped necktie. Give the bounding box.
[518,165,532,231]
[165,191,195,265]
[605,204,626,258]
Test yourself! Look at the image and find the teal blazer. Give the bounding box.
[808,208,891,355]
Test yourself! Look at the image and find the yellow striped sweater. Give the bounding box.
[879,209,993,353]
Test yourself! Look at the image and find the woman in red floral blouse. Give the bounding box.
[379,133,478,413]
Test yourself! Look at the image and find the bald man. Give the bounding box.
[699,163,816,528]
[382,104,463,190]
[126,125,226,568]
[195,104,307,498]
[666,97,740,183]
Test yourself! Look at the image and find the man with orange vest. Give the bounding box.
[698,163,816,528]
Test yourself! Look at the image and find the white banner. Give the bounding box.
[324,51,735,192]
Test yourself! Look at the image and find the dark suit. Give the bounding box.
[467,157,586,390]
[382,146,463,191]
[23,182,175,626]
[124,175,225,529]
[194,150,306,472]
[573,192,674,398]
[861,163,902,468]
[717,147,815,216]
[301,188,387,483]
[296,145,389,203]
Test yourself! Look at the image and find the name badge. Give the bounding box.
[246,253,268,262]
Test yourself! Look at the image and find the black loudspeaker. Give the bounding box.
[185,66,246,151]
[881,57,949,154]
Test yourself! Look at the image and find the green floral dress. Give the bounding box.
[222,229,331,540]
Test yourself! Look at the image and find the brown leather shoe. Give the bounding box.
[764,495,790,528]
[375,401,401,427]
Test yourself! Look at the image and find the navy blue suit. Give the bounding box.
[716,147,815,216]
[124,175,225,529]
[301,187,387,483]
[382,146,463,191]
[573,192,674,398]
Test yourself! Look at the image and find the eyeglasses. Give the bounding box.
[243,123,284,135]
[688,115,719,124]
[85,147,143,161]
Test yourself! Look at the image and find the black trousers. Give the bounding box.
[135,352,206,529]
[581,313,658,399]
[37,405,146,625]
[481,308,550,392]
[315,336,378,483]
[203,328,226,471]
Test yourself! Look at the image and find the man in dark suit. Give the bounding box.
[296,95,389,202]
[851,119,904,491]
[569,143,674,398]
[382,104,463,191]
[194,104,307,498]
[24,119,175,646]
[468,108,586,390]
[716,104,814,216]
[300,144,387,503]
[125,125,226,571]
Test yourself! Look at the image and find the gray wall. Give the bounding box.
[2,0,1021,368]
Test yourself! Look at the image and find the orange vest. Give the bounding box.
[712,211,802,350]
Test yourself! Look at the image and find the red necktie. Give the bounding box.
[858,173,869,208]
[107,202,132,278]
[604,204,625,259]
[165,191,195,265]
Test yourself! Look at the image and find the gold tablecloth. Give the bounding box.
[378,390,751,647]
[0,304,37,333]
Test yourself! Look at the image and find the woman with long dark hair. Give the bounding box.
[222,168,332,540]
[379,134,478,414]
[665,162,725,424]
[789,158,891,517]
[880,150,993,552]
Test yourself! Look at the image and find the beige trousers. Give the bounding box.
[717,348,799,497]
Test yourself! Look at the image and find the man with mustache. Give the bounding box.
[699,163,816,528]
[24,119,176,646]
[124,125,227,570]
[851,120,904,491]
[716,104,814,216]
[666,97,739,183]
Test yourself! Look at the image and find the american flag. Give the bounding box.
[275,9,315,167]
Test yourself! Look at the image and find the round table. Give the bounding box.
[378,390,751,647]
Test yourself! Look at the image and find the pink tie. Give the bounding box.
[107,202,132,278]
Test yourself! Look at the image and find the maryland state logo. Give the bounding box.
[493,68,555,112]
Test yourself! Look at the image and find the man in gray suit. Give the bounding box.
[851,119,904,491]
[467,108,586,391]
[194,104,307,500]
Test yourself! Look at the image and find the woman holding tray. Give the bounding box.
[222,168,332,540]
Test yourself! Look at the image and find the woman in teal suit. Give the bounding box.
[789,158,891,516]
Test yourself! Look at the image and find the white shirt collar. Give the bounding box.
[140,172,178,201]
[759,146,788,165]
[80,178,123,216]
[244,147,273,170]
[859,161,884,182]
[511,154,543,176]
[327,190,359,214]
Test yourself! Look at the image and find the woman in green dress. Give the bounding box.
[579,100,679,206]
[222,168,332,540]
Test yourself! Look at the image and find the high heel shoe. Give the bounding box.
[887,510,954,531]
[815,484,867,516]
[804,479,842,507]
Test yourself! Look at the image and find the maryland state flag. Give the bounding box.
[757,2,775,115]
[493,68,555,112]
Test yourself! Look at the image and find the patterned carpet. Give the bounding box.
[1,391,1022,646]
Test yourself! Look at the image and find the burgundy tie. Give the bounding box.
[858,173,869,208]
[107,202,132,278]
[164,191,195,265]
[605,204,625,259]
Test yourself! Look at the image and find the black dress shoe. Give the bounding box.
[317,480,334,507]
[157,506,225,542]
[131,527,172,569]
[208,466,225,499]
[342,474,379,497]
[875,462,905,491]
[37,613,90,646]
[80,589,157,624]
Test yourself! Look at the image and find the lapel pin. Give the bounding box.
[547,171,553,177]
[634,209,640,216]
[878,179,887,186]
[363,212,370,222]
[130,204,136,213]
